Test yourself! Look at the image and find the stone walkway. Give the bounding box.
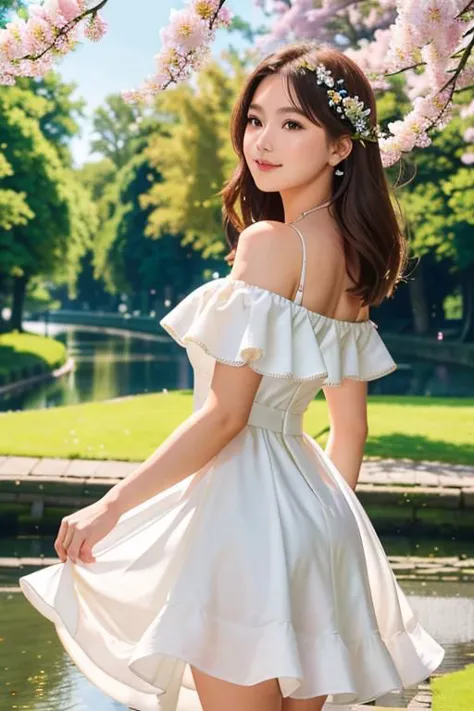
[0,453,473,487]
[1,455,473,533]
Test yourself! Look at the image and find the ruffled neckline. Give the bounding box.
[221,277,375,329]
[159,277,397,385]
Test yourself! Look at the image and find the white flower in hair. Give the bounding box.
[316,63,334,87]
[296,56,384,145]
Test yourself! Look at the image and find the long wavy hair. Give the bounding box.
[220,41,408,307]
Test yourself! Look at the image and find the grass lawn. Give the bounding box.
[0,391,472,464]
[0,332,67,384]
[432,664,474,710]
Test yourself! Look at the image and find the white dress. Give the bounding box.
[19,225,444,711]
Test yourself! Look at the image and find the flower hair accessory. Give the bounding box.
[297,57,386,146]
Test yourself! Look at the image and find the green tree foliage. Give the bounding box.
[19,73,86,166]
[88,151,213,310]
[0,77,96,329]
[142,51,248,259]
[90,94,152,169]
[394,89,474,336]
[0,151,33,231]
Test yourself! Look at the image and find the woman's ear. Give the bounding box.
[330,135,353,165]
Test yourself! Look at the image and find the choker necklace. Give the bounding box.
[291,198,333,224]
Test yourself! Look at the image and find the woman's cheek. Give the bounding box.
[243,132,254,159]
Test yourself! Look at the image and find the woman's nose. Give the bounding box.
[255,124,274,152]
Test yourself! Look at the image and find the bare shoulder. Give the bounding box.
[236,219,295,253]
[230,220,298,299]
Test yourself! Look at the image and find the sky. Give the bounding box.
[55,0,268,167]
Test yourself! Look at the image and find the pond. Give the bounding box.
[1,322,474,413]
[1,535,473,709]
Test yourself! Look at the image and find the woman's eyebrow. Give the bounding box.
[248,102,306,117]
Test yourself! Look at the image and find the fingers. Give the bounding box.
[79,543,96,564]
[55,518,88,564]
[62,521,75,555]
[54,519,69,562]
[66,535,80,563]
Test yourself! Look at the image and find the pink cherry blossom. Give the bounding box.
[58,0,82,23]
[42,0,68,28]
[84,14,108,41]
[159,8,209,53]
[23,16,55,55]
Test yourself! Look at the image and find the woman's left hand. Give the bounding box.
[55,499,120,564]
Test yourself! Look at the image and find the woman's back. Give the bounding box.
[285,216,366,323]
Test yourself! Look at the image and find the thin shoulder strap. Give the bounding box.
[287,223,306,305]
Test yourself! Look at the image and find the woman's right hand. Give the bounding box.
[55,499,120,564]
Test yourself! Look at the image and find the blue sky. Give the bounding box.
[55,0,267,166]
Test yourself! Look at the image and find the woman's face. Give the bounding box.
[243,73,332,193]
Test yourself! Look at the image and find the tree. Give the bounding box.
[143,51,246,260]
[0,78,96,330]
[90,94,150,169]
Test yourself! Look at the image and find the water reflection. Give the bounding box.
[0,591,125,710]
[0,324,191,413]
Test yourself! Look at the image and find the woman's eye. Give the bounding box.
[284,120,302,130]
[246,115,260,126]
[246,116,302,130]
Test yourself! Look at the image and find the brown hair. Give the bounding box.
[220,41,408,307]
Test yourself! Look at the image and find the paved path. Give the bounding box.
[0,454,473,487]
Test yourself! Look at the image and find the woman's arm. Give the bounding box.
[104,221,297,517]
[322,378,369,490]
[56,221,295,564]
[322,303,371,489]
[103,362,263,516]
[56,361,264,564]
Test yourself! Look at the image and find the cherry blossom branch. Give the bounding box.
[0,0,108,84]
[24,0,109,61]
[120,1,232,102]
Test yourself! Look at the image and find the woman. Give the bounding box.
[20,40,444,711]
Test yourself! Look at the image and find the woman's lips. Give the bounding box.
[254,159,282,171]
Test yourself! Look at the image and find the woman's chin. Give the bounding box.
[251,174,284,192]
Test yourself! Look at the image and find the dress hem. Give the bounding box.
[19,574,444,710]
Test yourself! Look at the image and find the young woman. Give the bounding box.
[20,41,444,711]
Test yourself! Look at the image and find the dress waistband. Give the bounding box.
[247,401,304,436]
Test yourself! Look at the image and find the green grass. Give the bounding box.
[0,391,472,465]
[0,332,67,383]
[432,664,474,710]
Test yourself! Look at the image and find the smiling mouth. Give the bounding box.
[254,159,282,168]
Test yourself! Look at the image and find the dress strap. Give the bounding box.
[287,223,306,305]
